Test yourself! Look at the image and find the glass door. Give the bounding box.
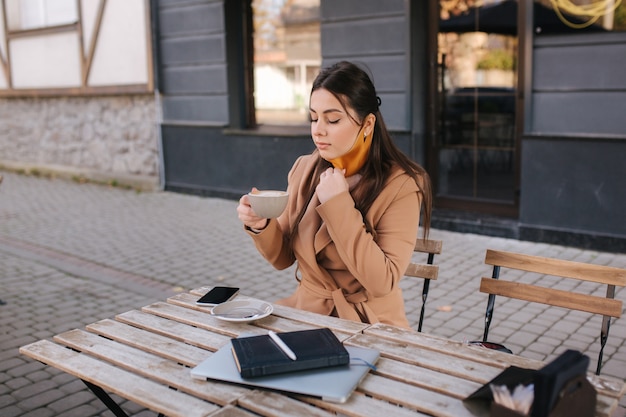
[432,0,519,216]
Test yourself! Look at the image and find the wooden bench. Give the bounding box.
[405,238,443,332]
[479,249,626,375]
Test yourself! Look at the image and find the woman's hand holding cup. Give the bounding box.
[237,187,288,230]
[237,188,269,230]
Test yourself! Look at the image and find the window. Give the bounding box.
[437,0,518,204]
[1,0,152,94]
[252,0,321,126]
[6,0,77,31]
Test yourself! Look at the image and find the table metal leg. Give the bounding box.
[82,380,166,417]
[82,380,129,417]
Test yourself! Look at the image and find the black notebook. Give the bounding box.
[230,328,350,378]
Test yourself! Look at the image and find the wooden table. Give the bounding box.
[20,288,625,417]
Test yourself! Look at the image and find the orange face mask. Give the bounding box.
[327,125,373,177]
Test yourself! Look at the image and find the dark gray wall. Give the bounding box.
[520,137,626,236]
[519,31,626,246]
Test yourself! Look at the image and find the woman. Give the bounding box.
[237,61,432,328]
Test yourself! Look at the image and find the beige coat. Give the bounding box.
[248,153,422,328]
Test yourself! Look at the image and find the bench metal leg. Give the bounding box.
[483,265,500,342]
[483,294,496,342]
[597,316,610,375]
[597,285,616,375]
[82,380,130,417]
[418,279,430,333]
[418,252,437,333]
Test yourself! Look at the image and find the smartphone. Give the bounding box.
[196,286,240,306]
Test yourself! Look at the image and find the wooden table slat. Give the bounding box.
[302,390,433,417]
[269,303,370,334]
[358,373,475,417]
[236,390,337,417]
[208,405,261,417]
[141,301,264,336]
[346,332,502,384]
[19,340,219,417]
[53,329,249,406]
[365,323,545,370]
[114,310,235,352]
[144,300,323,338]
[372,357,481,399]
[87,318,213,366]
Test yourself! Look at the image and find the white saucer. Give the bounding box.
[210,300,273,322]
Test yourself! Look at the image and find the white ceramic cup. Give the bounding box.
[247,190,289,218]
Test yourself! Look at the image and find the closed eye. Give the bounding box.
[309,118,339,124]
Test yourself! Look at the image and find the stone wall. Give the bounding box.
[0,94,159,189]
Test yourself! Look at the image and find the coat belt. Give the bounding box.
[300,278,379,324]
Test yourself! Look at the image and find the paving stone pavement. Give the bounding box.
[0,170,624,417]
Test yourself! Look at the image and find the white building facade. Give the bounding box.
[0,0,159,188]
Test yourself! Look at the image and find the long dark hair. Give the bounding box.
[290,61,432,242]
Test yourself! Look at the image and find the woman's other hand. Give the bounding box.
[316,167,351,204]
[237,188,269,230]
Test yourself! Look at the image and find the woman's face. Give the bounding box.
[309,88,364,161]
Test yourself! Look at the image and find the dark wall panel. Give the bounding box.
[321,0,406,19]
[534,42,626,90]
[162,65,227,94]
[359,56,407,92]
[158,2,223,36]
[162,96,229,123]
[160,35,225,66]
[532,91,626,136]
[322,17,407,57]
[162,126,313,197]
[520,137,626,237]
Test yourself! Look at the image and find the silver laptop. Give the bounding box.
[191,341,379,403]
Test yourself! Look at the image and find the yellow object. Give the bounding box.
[550,0,622,29]
[327,126,373,177]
